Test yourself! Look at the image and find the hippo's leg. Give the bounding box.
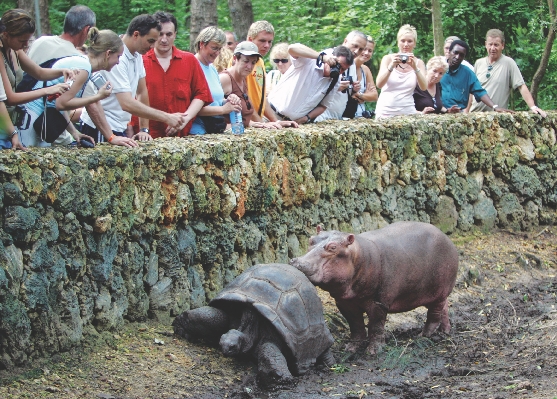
[423,299,450,336]
[365,303,388,355]
[317,348,335,367]
[335,300,368,352]
[257,341,294,387]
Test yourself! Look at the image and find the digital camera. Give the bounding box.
[329,63,341,80]
[90,73,111,90]
[341,75,353,93]
[399,53,410,63]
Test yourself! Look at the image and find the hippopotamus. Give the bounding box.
[289,221,459,354]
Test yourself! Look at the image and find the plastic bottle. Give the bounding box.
[230,110,244,135]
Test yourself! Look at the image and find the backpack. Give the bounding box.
[15,57,67,92]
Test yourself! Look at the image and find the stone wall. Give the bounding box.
[1,112,556,368]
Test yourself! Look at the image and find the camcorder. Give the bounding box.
[341,75,353,94]
[399,53,410,63]
[329,62,341,80]
[90,73,112,91]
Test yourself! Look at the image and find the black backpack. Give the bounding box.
[15,57,67,92]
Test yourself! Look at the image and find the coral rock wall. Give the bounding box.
[1,113,556,368]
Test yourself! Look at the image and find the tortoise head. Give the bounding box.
[220,329,248,356]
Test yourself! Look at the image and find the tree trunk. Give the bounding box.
[531,0,556,102]
[228,0,253,41]
[431,0,444,56]
[189,0,218,52]
[18,0,51,36]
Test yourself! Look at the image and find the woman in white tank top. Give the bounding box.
[375,25,427,119]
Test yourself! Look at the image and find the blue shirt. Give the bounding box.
[440,65,487,109]
[190,61,225,135]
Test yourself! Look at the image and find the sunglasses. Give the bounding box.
[486,64,493,78]
[273,58,289,64]
[242,93,252,110]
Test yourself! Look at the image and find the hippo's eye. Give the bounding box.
[325,244,337,252]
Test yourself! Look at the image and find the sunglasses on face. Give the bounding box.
[486,64,493,78]
[273,58,289,64]
[242,93,252,110]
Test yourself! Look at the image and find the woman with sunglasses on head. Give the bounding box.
[220,41,296,129]
[190,26,242,135]
[266,43,291,95]
[0,9,75,149]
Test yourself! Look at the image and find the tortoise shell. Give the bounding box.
[210,263,334,375]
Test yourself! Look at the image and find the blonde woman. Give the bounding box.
[413,56,459,114]
[266,43,291,95]
[213,46,232,73]
[17,28,120,146]
[375,25,427,118]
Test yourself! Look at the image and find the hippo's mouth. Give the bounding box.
[289,258,321,284]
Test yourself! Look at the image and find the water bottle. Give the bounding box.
[230,110,244,135]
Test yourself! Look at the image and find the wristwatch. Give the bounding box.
[139,128,150,133]
[10,128,19,137]
[492,105,499,110]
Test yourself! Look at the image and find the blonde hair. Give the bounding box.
[269,43,289,67]
[194,26,226,53]
[247,20,274,40]
[214,46,232,73]
[426,56,448,73]
[397,24,417,42]
[86,28,123,56]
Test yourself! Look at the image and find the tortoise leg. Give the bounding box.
[257,341,294,387]
[172,306,229,341]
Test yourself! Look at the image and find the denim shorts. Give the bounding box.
[0,138,12,149]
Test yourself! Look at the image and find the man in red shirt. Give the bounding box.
[138,12,212,137]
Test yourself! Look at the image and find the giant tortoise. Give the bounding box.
[172,263,335,386]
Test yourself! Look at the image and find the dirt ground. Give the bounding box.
[1,228,556,399]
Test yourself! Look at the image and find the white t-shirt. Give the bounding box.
[81,44,146,132]
[268,56,340,121]
[315,62,357,122]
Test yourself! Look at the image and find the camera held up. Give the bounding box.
[399,53,409,63]
[341,75,353,94]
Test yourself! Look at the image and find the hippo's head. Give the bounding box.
[289,227,356,290]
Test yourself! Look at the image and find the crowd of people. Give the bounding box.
[0,6,547,150]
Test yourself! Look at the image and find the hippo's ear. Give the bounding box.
[317,225,323,234]
[346,234,355,245]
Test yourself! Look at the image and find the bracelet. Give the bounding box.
[108,133,115,142]
[492,104,499,110]
[139,128,150,133]
[10,128,19,137]
[387,66,394,72]
[414,68,420,73]
[530,106,538,111]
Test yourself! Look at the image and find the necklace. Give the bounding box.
[398,64,407,70]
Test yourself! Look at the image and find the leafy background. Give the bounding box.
[5,0,556,109]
